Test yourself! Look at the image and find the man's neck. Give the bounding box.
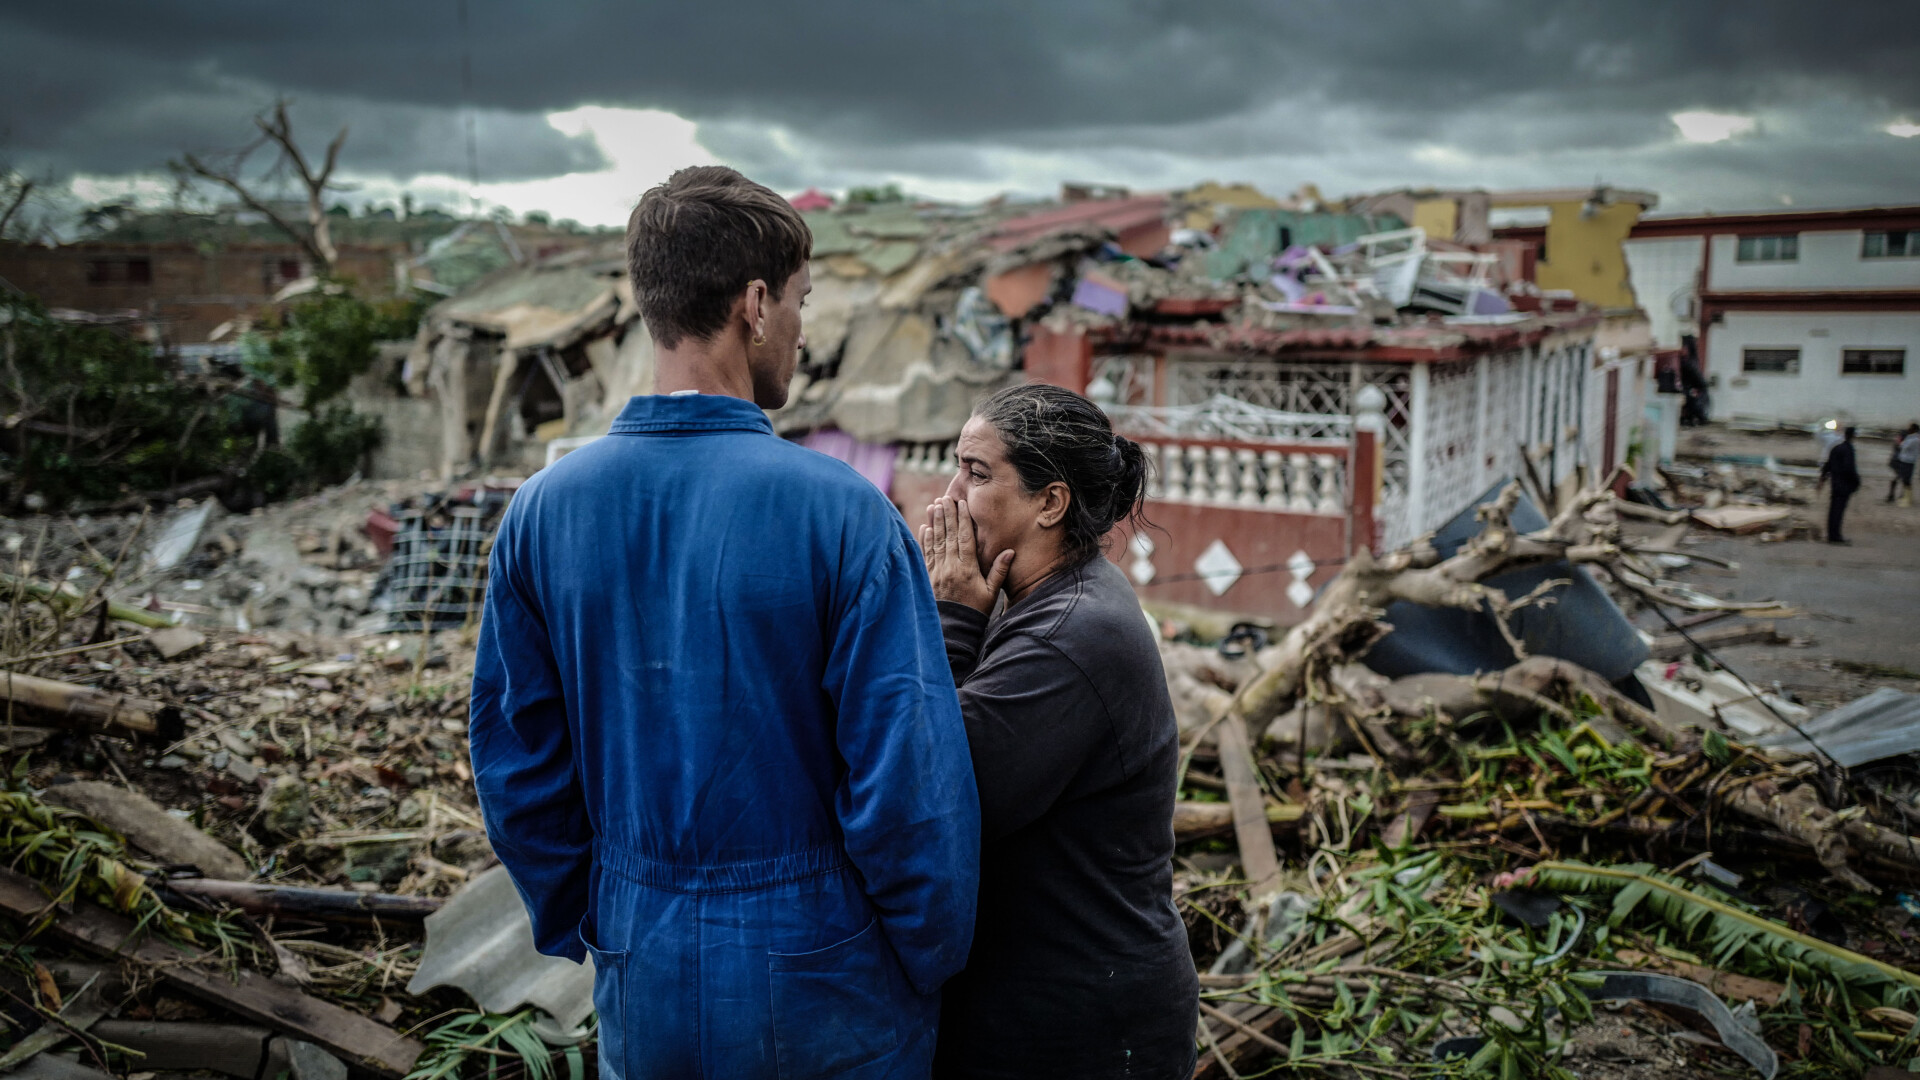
[655,342,755,402]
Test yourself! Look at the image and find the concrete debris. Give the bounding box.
[148,625,208,660]
[40,780,251,879]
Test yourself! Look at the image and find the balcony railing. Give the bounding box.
[1140,437,1348,515]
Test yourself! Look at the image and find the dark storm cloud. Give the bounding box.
[2,0,1918,201]
[1,18,604,182]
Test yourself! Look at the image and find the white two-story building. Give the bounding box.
[1622,205,1920,428]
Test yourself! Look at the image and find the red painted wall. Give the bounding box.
[1109,502,1349,624]
[1024,323,1093,393]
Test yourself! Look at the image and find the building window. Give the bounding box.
[262,257,307,292]
[1741,348,1800,374]
[1735,234,1798,262]
[84,257,152,285]
[1863,230,1920,258]
[1841,349,1906,375]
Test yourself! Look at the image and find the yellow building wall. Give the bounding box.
[1181,182,1280,230]
[1535,201,1643,309]
[1410,199,1459,243]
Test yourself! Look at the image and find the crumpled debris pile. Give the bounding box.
[0,483,591,1080]
[1157,481,1920,1078]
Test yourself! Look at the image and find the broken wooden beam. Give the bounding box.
[0,866,423,1078]
[159,878,443,925]
[1216,717,1281,897]
[1647,620,1783,661]
[1173,799,1302,842]
[1194,1000,1295,1079]
[0,671,180,740]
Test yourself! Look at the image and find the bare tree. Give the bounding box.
[0,174,32,239]
[177,101,347,276]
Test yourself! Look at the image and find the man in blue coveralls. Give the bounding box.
[470,166,981,1079]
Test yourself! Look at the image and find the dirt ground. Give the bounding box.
[1630,425,1920,713]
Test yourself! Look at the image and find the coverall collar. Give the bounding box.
[609,393,775,437]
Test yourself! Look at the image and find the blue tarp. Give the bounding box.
[1363,481,1650,683]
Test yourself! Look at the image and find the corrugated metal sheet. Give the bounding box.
[1757,687,1920,767]
[406,866,596,1034]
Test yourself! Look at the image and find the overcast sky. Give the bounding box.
[5,1,1919,227]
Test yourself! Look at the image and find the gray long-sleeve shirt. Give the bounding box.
[932,556,1198,1080]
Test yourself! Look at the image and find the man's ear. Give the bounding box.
[1037,482,1071,528]
[743,279,768,340]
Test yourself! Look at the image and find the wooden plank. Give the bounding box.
[1194,1002,1291,1079]
[1647,620,1781,661]
[0,868,422,1078]
[1215,718,1279,897]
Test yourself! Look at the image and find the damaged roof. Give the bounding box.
[1091,310,1600,362]
[985,196,1169,252]
[428,244,625,352]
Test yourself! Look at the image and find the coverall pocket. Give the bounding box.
[581,923,629,1080]
[767,918,900,1079]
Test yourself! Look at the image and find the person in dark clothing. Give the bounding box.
[1678,336,1710,426]
[1818,425,1862,543]
[1888,422,1918,505]
[918,383,1197,1080]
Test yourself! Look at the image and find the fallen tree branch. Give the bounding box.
[0,671,177,739]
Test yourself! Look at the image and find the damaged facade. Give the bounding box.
[403,185,1651,625]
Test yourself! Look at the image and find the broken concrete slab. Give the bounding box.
[40,780,250,880]
[147,626,208,660]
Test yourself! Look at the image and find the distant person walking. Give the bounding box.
[1818,425,1862,544]
[1888,422,1918,506]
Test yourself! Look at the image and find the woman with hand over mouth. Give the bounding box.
[922,383,1197,1080]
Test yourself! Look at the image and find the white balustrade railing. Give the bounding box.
[899,436,1346,517]
[1140,439,1347,515]
[895,440,958,475]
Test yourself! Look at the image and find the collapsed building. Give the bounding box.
[399,185,1654,624]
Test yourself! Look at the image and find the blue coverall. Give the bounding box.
[470,393,980,1079]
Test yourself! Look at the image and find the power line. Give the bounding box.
[457,0,481,214]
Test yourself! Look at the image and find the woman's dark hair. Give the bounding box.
[626,165,812,350]
[974,383,1151,566]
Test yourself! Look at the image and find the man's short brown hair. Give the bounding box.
[626,166,813,350]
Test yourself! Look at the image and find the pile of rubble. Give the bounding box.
[0,483,555,1080]
[4,470,1919,1080]
[1161,480,1920,1077]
